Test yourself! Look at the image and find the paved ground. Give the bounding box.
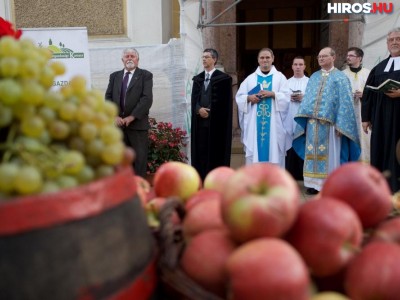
[297,180,315,202]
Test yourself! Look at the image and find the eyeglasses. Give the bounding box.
[387,37,400,43]
[347,54,359,58]
[202,55,213,59]
[317,55,331,59]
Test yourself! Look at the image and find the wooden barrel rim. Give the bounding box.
[76,254,158,300]
[0,166,137,236]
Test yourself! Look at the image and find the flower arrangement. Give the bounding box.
[147,118,188,174]
[0,17,22,39]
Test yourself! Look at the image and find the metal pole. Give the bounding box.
[198,0,203,28]
[199,18,364,28]
[206,0,243,25]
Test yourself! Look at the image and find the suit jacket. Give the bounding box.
[105,67,153,130]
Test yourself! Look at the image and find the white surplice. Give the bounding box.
[285,75,309,145]
[303,126,341,191]
[342,67,371,163]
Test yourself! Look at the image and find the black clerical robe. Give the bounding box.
[190,69,233,179]
[361,56,400,193]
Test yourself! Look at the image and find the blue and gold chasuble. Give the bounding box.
[256,75,273,161]
[292,69,360,178]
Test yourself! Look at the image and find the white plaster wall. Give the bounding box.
[129,0,163,44]
[86,0,174,96]
[0,0,172,47]
[0,0,177,114]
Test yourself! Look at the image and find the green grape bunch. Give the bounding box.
[0,35,130,198]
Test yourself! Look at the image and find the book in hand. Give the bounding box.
[248,83,262,95]
[366,78,400,93]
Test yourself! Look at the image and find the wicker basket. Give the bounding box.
[157,198,225,300]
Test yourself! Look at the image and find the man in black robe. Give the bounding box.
[191,48,233,180]
[362,28,400,193]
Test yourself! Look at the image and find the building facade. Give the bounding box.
[1,0,368,157]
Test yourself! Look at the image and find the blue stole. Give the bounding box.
[256,75,273,161]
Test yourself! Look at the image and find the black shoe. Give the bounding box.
[306,188,319,195]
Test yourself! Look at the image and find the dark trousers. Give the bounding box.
[285,147,304,181]
[124,129,149,177]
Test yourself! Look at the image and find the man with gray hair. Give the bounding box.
[293,47,360,195]
[362,28,400,193]
[105,48,153,176]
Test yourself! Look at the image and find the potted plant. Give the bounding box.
[147,117,188,180]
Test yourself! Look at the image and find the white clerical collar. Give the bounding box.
[384,57,400,72]
[321,66,334,76]
[321,66,334,73]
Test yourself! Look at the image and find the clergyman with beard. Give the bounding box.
[342,47,371,163]
[105,48,153,176]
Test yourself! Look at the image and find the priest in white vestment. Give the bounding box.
[236,48,291,167]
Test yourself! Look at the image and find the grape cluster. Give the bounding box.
[0,36,127,198]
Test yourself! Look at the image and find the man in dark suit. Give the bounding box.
[105,48,153,177]
[191,48,233,180]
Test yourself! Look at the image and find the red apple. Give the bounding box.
[145,188,156,203]
[153,162,201,202]
[185,189,222,211]
[345,242,400,300]
[203,166,235,193]
[182,198,226,239]
[180,229,237,297]
[226,238,311,300]
[286,197,363,277]
[320,162,392,229]
[367,217,400,245]
[221,163,301,243]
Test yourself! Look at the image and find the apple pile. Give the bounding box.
[137,161,400,300]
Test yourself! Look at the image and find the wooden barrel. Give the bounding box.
[0,166,157,300]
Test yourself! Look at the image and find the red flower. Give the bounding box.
[0,18,22,39]
[147,117,188,174]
